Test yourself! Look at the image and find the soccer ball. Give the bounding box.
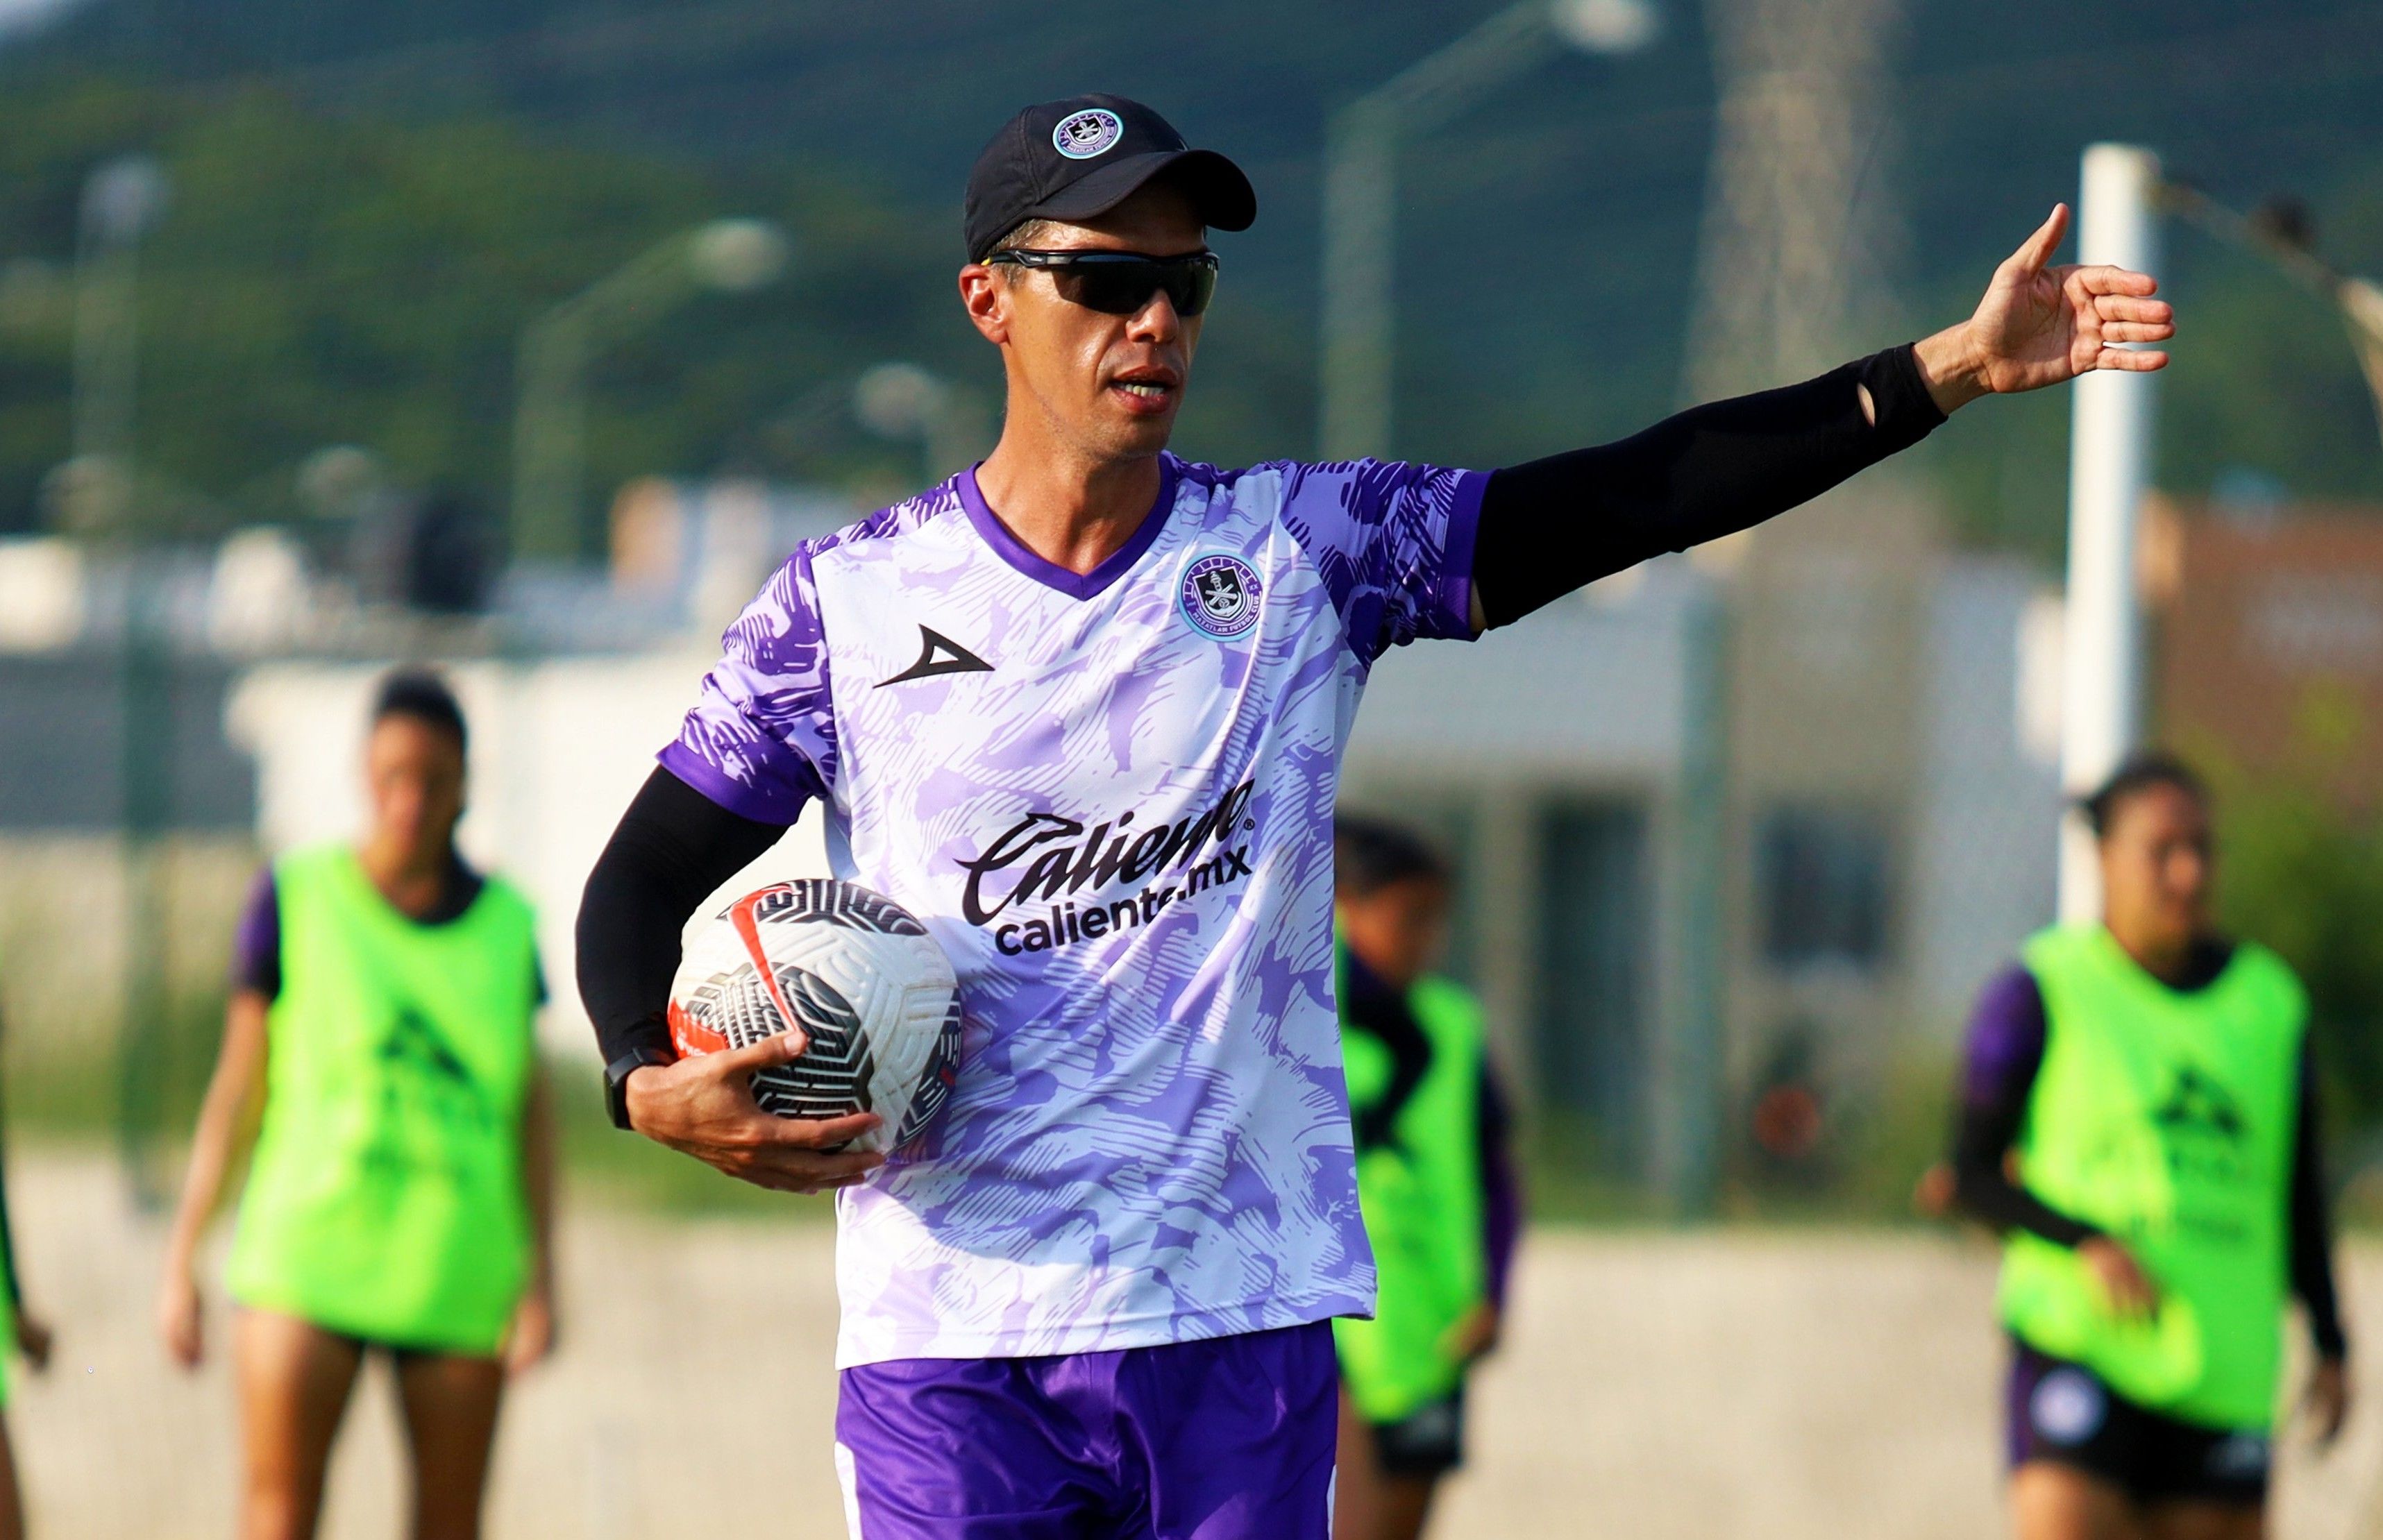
[666,880,963,1157]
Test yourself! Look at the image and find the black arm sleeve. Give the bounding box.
[1947,967,2101,1249]
[575,767,791,1064]
[1471,344,1946,627]
[0,1006,19,1310]
[1952,1097,2099,1249]
[2290,1044,2349,1361]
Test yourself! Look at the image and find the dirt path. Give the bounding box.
[11,1154,2377,1538]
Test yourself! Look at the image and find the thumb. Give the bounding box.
[712,1029,808,1077]
[2007,203,2068,278]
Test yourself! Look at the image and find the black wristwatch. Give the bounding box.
[604,1046,674,1131]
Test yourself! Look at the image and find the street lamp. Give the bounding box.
[1317,0,1660,459]
[854,362,986,486]
[510,217,792,561]
[67,154,170,534]
[2158,183,2383,452]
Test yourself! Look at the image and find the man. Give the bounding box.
[1949,755,2348,1540]
[578,94,2172,1539]
[1330,817,1517,1540]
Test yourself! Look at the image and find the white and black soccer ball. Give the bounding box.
[666,880,963,1157]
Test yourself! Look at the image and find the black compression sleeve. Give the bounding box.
[2290,1046,2349,1360]
[1947,972,2100,1249]
[1950,1094,2100,1249]
[576,767,790,1064]
[0,1044,17,1311]
[1471,344,1946,627]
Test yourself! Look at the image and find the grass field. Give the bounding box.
[10,1149,2377,1539]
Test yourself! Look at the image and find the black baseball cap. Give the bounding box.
[963,94,1256,262]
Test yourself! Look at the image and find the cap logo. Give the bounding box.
[1052,108,1125,160]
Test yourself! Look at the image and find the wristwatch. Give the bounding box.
[604,1046,675,1131]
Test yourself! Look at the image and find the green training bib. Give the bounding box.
[1998,924,2305,1430]
[1334,958,1490,1423]
[226,843,539,1355]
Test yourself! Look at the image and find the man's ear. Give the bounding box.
[959,263,1009,346]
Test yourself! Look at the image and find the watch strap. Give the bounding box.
[604,1046,674,1131]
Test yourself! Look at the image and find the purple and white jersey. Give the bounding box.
[662,452,1484,1366]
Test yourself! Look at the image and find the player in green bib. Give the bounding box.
[0,1001,54,1540]
[156,672,555,1540]
[1329,819,1519,1540]
[1948,755,2349,1539]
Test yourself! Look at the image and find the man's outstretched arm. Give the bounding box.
[1467,203,2173,629]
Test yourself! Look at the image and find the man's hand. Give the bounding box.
[625,1031,885,1193]
[2304,1357,2352,1448]
[1913,203,2174,414]
[2077,1235,2159,1322]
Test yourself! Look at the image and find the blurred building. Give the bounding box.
[2145,496,2383,812]
[0,475,859,1067]
[1345,485,2062,1196]
[0,477,2068,1204]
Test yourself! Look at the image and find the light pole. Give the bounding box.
[2057,144,2162,924]
[2158,180,2383,452]
[2055,165,2383,924]
[69,154,177,1208]
[854,362,986,486]
[1317,0,1659,459]
[511,217,791,561]
[68,154,169,534]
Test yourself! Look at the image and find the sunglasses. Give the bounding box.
[985,249,1220,318]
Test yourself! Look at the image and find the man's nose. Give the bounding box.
[1127,290,1180,342]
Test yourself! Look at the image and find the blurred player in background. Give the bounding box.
[1950,754,2348,1540]
[577,91,2171,1539]
[0,1004,53,1540]
[158,670,555,1540]
[1330,818,1517,1540]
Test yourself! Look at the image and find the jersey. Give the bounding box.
[662,452,1485,1366]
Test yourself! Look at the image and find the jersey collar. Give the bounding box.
[955,455,1179,602]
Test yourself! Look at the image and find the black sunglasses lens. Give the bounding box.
[1170,262,1218,318]
[1054,264,1149,315]
[1053,259,1215,318]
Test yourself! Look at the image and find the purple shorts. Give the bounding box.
[2005,1337,2269,1505]
[832,1321,1338,1539]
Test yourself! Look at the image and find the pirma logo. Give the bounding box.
[1052,109,1124,160]
[1179,552,1263,640]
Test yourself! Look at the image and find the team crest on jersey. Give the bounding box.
[1052,109,1124,159]
[1179,552,1263,639]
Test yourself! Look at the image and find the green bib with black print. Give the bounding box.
[226,843,539,1355]
[1999,924,2305,1430]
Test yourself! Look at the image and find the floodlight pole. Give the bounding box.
[2157,180,2383,454]
[1318,0,1657,459]
[511,219,789,561]
[69,155,169,534]
[2057,144,2161,923]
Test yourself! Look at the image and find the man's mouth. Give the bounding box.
[1109,369,1180,413]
